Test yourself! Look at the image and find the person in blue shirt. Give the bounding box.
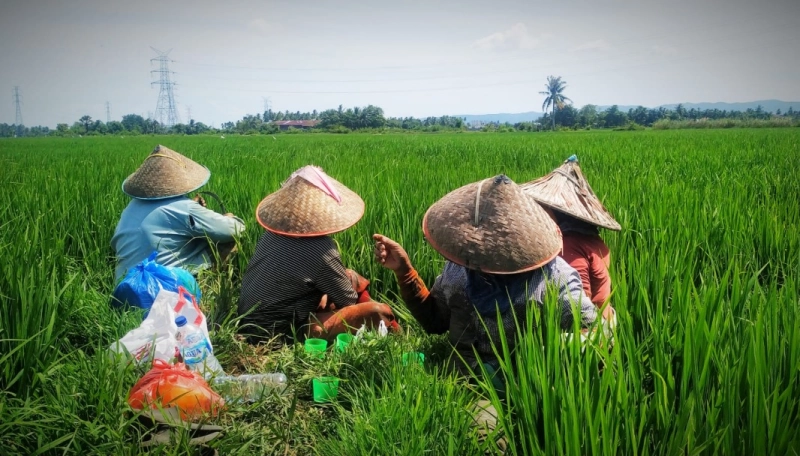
[111,145,245,281]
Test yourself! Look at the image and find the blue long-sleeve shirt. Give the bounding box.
[111,197,245,280]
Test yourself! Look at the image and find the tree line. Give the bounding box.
[526,103,800,131]
[1,102,798,138]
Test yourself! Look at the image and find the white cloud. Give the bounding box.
[570,39,611,52]
[651,45,679,56]
[473,23,545,51]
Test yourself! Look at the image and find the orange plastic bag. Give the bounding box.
[345,269,372,303]
[128,360,225,421]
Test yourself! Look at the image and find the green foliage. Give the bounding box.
[539,75,573,131]
[653,117,800,129]
[0,130,798,454]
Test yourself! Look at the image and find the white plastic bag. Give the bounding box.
[353,321,388,341]
[561,308,617,352]
[109,287,215,365]
[109,292,179,364]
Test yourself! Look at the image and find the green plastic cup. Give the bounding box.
[335,333,354,352]
[304,338,327,359]
[402,352,425,366]
[312,377,340,403]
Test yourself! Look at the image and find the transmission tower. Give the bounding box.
[13,87,23,136]
[150,47,180,127]
[106,101,111,123]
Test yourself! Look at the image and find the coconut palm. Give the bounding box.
[539,76,572,131]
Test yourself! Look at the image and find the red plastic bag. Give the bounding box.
[128,360,225,421]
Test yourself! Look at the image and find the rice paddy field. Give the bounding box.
[1,129,799,455]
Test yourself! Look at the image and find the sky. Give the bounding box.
[1,0,799,128]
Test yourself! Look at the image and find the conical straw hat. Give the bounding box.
[422,175,562,274]
[122,145,210,200]
[256,166,365,237]
[521,155,621,231]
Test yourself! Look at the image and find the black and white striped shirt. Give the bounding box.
[238,231,357,341]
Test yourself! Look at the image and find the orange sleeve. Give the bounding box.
[397,268,448,334]
[588,241,611,306]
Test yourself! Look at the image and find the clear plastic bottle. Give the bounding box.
[175,316,224,377]
[211,373,289,403]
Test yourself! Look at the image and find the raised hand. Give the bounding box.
[373,234,413,274]
[192,195,207,207]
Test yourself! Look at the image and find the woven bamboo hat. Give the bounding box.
[256,165,365,237]
[521,155,621,231]
[422,175,562,274]
[122,145,210,200]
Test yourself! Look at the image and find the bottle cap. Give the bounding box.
[175,316,187,327]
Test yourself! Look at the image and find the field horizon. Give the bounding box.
[1,129,799,455]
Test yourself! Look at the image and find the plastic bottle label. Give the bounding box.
[182,332,210,365]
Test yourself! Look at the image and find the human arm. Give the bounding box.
[373,234,449,334]
[553,260,599,330]
[187,202,245,242]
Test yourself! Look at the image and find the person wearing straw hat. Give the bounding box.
[373,174,612,450]
[521,155,620,310]
[111,145,245,281]
[238,165,400,343]
[373,174,612,374]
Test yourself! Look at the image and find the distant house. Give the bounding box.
[468,120,485,130]
[272,120,319,130]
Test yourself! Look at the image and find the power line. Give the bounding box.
[13,86,23,136]
[150,47,180,127]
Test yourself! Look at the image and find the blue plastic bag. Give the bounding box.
[170,266,202,304]
[111,252,201,311]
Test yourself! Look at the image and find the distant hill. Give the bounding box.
[455,100,799,124]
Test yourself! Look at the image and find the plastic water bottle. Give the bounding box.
[212,373,288,403]
[176,316,223,377]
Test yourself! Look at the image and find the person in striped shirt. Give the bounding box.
[238,166,399,343]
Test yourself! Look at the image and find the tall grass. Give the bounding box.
[0,129,798,454]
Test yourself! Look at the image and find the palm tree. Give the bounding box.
[539,76,572,131]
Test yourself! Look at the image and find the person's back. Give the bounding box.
[238,231,357,338]
[111,145,245,282]
[237,165,399,343]
[425,256,596,373]
[113,197,237,280]
[560,231,610,306]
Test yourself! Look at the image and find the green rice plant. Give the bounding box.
[316,361,484,456]
[0,129,798,454]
